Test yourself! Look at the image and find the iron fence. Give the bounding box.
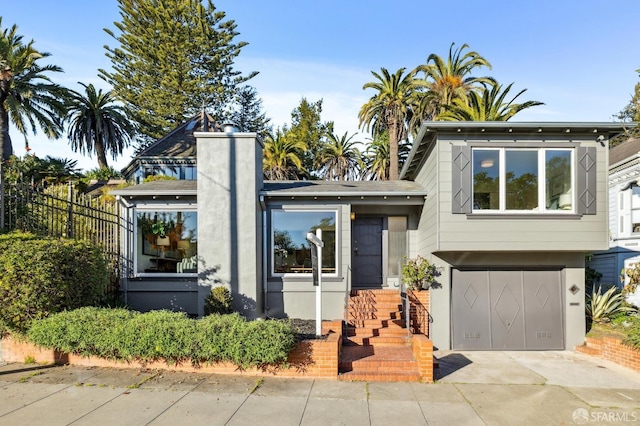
[1,175,121,298]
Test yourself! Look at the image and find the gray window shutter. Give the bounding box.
[576,146,597,215]
[452,145,472,214]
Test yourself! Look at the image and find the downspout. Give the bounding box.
[260,195,268,317]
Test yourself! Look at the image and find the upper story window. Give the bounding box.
[631,186,640,233]
[472,148,573,213]
[135,210,198,275]
[136,164,197,183]
[271,210,337,275]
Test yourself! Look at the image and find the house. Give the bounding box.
[587,137,640,288]
[112,120,625,351]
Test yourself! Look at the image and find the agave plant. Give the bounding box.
[586,286,636,323]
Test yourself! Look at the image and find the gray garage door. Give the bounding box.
[451,269,564,350]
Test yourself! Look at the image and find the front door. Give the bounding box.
[351,217,383,288]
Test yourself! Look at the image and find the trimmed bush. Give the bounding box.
[119,310,196,362]
[204,286,233,315]
[27,308,297,368]
[0,232,109,333]
[26,307,135,359]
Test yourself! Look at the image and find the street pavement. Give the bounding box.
[1,350,640,425]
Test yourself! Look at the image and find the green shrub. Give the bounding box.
[27,307,135,358]
[27,308,297,368]
[204,286,233,315]
[196,313,247,363]
[402,256,438,290]
[119,310,196,362]
[0,233,109,333]
[586,286,636,323]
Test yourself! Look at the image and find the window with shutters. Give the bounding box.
[471,148,574,213]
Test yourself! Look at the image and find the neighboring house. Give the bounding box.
[112,121,625,351]
[121,111,221,183]
[587,138,640,287]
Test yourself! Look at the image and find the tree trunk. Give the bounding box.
[94,140,109,169]
[0,104,13,162]
[388,119,399,180]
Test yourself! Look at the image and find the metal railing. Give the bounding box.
[1,178,122,297]
[343,265,352,335]
[400,279,432,337]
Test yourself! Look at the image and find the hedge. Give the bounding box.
[0,232,109,333]
[27,308,297,368]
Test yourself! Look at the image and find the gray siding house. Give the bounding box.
[113,121,625,351]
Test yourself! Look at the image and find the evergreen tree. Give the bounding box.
[100,0,256,147]
[227,85,271,138]
[283,98,332,178]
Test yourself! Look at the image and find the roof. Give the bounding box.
[111,180,197,197]
[111,179,427,203]
[401,121,632,180]
[120,111,222,177]
[609,138,640,167]
[262,180,426,198]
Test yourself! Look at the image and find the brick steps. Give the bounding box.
[575,336,605,356]
[339,345,420,382]
[340,289,420,381]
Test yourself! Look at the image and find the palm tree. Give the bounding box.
[66,83,134,170]
[359,68,420,180]
[439,81,544,121]
[415,43,492,120]
[315,131,361,181]
[263,130,306,180]
[362,133,389,181]
[361,131,413,181]
[0,19,67,161]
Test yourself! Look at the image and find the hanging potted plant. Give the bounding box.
[402,256,438,291]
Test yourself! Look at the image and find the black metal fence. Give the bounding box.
[1,176,121,297]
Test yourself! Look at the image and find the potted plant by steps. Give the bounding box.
[402,255,438,291]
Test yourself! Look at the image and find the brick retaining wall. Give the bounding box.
[576,335,640,373]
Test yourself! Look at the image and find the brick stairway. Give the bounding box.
[339,289,420,382]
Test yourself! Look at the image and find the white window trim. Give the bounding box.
[134,205,198,278]
[472,147,575,214]
[270,208,340,278]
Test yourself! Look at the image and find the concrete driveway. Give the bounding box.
[1,350,639,425]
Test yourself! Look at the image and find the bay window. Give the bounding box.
[136,210,198,274]
[272,210,337,275]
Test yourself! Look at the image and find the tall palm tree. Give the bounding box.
[263,130,306,180]
[359,67,420,180]
[415,43,492,121]
[315,131,361,181]
[362,133,390,181]
[439,81,543,122]
[0,19,67,161]
[66,83,134,170]
[361,131,413,181]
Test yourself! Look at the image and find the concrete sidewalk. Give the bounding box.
[1,350,640,425]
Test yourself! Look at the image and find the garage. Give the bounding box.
[451,269,565,350]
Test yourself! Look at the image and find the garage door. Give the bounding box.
[451,269,564,350]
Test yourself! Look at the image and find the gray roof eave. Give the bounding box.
[111,188,197,197]
[260,189,426,198]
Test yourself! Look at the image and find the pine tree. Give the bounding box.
[228,85,271,139]
[100,0,256,145]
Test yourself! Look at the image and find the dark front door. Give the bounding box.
[352,217,383,288]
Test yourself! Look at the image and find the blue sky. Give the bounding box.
[2,0,639,171]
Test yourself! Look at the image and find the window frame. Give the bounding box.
[133,206,198,278]
[471,147,575,214]
[270,208,340,278]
